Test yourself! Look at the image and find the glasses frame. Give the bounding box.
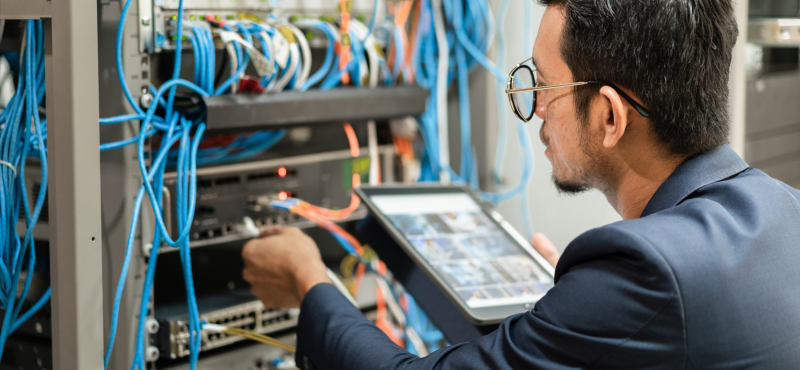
[506,57,651,122]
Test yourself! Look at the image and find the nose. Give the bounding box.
[534,91,546,120]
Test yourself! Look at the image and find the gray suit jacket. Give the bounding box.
[295,144,800,369]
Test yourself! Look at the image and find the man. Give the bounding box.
[242,0,800,368]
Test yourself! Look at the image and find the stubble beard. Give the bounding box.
[540,120,603,195]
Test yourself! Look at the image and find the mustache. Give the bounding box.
[539,121,550,147]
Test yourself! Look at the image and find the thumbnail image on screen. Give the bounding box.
[371,193,553,308]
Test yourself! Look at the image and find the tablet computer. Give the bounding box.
[355,185,555,325]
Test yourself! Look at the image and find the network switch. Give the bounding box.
[158,146,393,251]
[156,293,297,359]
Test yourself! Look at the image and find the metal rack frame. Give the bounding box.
[1,0,104,369]
[2,0,431,367]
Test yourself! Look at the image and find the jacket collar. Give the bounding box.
[641,144,749,217]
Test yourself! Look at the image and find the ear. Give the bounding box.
[598,86,629,149]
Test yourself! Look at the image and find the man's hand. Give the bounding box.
[530,232,560,268]
[242,226,331,308]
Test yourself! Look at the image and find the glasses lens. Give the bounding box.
[512,67,535,120]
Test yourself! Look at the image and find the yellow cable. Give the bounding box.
[223,328,296,353]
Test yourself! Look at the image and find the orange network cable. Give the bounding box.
[406,1,422,83]
[338,0,353,84]
[343,122,360,157]
[290,124,362,220]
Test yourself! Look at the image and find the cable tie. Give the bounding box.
[0,160,17,177]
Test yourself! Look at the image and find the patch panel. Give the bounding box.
[159,299,297,359]
[142,0,381,53]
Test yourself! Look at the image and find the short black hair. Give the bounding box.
[539,0,738,156]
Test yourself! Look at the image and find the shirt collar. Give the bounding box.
[641,144,749,217]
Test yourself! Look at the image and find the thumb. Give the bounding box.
[530,232,560,268]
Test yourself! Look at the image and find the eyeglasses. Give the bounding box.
[505,57,651,122]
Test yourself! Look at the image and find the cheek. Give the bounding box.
[546,113,584,172]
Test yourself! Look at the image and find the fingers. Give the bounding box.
[530,232,560,268]
[259,224,284,238]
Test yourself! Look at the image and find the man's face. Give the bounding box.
[532,7,602,194]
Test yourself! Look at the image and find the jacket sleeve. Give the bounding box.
[295,229,685,370]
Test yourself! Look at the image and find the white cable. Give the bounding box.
[272,44,299,92]
[288,24,312,89]
[376,278,406,328]
[405,327,429,357]
[226,42,240,94]
[257,31,276,78]
[327,268,358,307]
[366,121,380,184]
[202,323,228,333]
[350,21,382,184]
[266,30,291,92]
[432,0,450,183]
[0,160,17,177]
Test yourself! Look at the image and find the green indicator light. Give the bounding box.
[215,15,221,20]
[171,15,178,21]
[189,15,195,20]
[182,36,186,41]
[305,32,314,40]
[289,15,299,22]
[356,15,366,23]
[172,35,177,41]
[227,15,234,20]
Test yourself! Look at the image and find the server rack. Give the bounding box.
[0,0,429,368]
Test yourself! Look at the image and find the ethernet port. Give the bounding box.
[214,175,241,186]
[196,179,213,189]
[197,230,210,239]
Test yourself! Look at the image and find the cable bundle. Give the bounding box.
[101,0,209,368]
[102,2,394,369]
[0,20,50,363]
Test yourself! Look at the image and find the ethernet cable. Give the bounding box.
[0,20,50,363]
[202,323,296,352]
[349,21,382,184]
[296,20,336,91]
[287,24,312,89]
[338,0,353,85]
[270,29,300,92]
[492,0,511,188]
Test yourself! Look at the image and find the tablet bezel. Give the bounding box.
[356,184,555,325]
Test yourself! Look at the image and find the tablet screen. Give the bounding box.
[370,192,553,308]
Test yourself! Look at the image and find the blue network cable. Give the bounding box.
[410,0,536,226]
[492,0,510,188]
[298,21,336,91]
[0,20,51,364]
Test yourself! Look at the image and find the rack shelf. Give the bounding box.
[203,85,429,131]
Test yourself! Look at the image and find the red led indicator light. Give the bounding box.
[278,191,290,201]
[277,167,288,178]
